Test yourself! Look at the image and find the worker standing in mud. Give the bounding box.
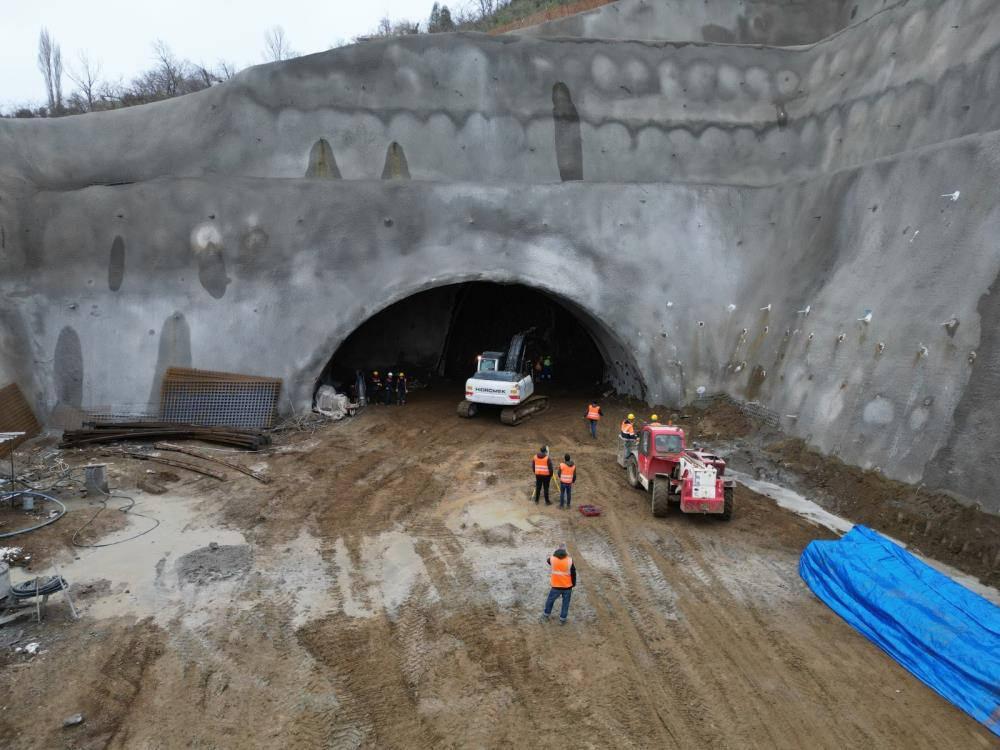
[585,401,603,439]
[369,371,383,405]
[532,445,554,505]
[396,371,408,405]
[558,454,576,509]
[541,544,576,625]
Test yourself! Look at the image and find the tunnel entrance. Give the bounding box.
[319,282,611,398]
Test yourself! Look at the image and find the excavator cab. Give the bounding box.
[477,353,503,373]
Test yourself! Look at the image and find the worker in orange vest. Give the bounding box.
[531,445,554,505]
[585,401,603,439]
[558,454,576,509]
[620,413,637,440]
[618,413,637,466]
[541,544,577,624]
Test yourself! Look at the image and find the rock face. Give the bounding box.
[2,0,1000,510]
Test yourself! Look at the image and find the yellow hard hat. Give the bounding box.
[650,414,659,421]
[627,413,635,420]
[399,371,404,376]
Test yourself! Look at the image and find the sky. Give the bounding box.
[1,0,440,108]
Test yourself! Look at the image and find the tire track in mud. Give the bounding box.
[561,449,728,747]
[707,546,896,748]
[640,521,813,747]
[299,614,443,750]
[167,600,345,750]
[405,511,548,742]
[90,620,166,749]
[577,460,794,748]
[569,520,720,748]
[637,519,860,748]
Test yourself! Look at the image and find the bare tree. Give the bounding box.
[361,15,420,40]
[216,61,238,80]
[67,51,102,111]
[53,45,63,111]
[264,26,297,61]
[151,40,183,97]
[37,28,63,113]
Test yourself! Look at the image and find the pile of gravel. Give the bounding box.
[175,543,252,586]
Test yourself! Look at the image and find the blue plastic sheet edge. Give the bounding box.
[799,525,1000,736]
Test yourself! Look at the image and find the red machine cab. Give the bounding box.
[623,424,734,520]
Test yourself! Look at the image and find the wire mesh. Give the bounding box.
[159,368,282,429]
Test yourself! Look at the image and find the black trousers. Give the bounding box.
[534,475,551,503]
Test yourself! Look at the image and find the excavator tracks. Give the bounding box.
[499,394,548,426]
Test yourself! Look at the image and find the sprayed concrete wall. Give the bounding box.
[2,2,999,189]
[1,0,999,511]
[524,0,893,45]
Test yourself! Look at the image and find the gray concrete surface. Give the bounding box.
[523,0,892,45]
[1,0,999,511]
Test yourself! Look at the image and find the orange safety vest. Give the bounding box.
[587,404,601,421]
[559,462,576,484]
[533,455,551,476]
[550,555,573,588]
[620,420,635,436]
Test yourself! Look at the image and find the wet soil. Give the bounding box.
[0,392,995,749]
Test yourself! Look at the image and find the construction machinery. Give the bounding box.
[622,423,734,519]
[457,329,548,425]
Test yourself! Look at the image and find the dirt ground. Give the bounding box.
[0,392,997,749]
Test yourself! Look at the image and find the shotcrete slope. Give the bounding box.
[524,0,892,44]
[1,0,999,510]
[1,0,998,188]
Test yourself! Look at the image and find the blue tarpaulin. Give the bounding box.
[799,525,1000,735]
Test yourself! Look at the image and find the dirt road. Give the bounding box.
[0,392,995,748]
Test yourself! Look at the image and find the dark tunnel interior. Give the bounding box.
[318,282,607,396]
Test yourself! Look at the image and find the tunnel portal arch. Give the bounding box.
[308,275,647,403]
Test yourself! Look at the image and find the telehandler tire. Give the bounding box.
[626,457,641,489]
[652,479,671,517]
[720,486,734,521]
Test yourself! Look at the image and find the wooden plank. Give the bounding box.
[0,383,41,458]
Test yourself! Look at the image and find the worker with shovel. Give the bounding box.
[541,544,576,625]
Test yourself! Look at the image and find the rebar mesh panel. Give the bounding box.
[160,368,282,429]
[83,404,159,424]
[0,383,42,457]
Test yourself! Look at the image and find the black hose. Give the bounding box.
[71,489,160,548]
[0,491,67,539]
[11,576,68,598]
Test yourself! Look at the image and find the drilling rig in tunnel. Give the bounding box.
[457,329,549,425]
